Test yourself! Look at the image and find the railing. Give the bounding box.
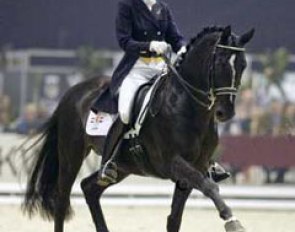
[1,183,295,210]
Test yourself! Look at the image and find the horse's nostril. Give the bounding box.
[216,110,224,118]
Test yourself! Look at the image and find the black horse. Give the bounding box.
[23,26,254,232]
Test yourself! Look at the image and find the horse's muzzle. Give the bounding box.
[215,105,235,122]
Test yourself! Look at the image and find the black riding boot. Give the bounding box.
[208,162,231,183]
[97,118,127,186]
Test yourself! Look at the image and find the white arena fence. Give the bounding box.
[0,183,295,211]
[0,134,295,210]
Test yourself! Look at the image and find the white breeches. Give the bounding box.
[118,58,166,124]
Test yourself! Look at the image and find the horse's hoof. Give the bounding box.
[225,220,245,232]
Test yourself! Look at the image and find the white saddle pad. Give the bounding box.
[86,111,115,136]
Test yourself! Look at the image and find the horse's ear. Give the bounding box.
[239,28,255,46]
[224,25,232,36]
[221,25,231,44]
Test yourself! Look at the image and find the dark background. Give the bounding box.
[0,0,293,52]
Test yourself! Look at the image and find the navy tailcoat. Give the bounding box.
[110,0,185,95]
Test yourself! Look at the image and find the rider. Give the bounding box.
[97,0,229,185]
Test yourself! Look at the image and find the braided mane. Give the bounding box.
[176,26,225,67]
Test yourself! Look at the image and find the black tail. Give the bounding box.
[22,112,64,220]
[22,76,108,220]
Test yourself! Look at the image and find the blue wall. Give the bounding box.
[0,0,294,52]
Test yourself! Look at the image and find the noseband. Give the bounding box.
[163,44,245,110]
[216,44,245,52]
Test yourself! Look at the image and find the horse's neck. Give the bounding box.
[165,76,212,126]
[159,83,214,153]
[159,35,217,134]
[166,61,211,111]
[179,59,211,92]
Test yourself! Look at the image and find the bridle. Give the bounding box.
[216,44,245,52]
[162,44,245,110]
[213,44,246,103]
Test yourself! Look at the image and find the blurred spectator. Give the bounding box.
[37,105,50,124]
[11,103,45,135]
[0,94,11,132]
[281,102,295,135]
[39,74,63,115]
[237,89,254,134]
[222,89,294,137]
[268,100,285,135]
[220,89,254,135]
[249,105,265,135]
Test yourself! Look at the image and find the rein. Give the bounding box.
[162,52,211,109]
[162,44,245,109]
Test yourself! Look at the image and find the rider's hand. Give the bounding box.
[149,41,169,55]
[177,46,187,56]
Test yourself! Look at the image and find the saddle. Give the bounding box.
[89,73,166,139]
[91,74,165,119]
[128,73,166,131]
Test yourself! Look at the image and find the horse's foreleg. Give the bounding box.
[81,170,128,232]
[167,182,192,232]
[171,156,245,232]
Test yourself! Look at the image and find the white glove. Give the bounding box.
[177,46,187,56]
[149,41,169,55]
[143,0,156,5]
[143,0,156,6]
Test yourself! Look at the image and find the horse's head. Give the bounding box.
[171,26,254,121]
[213,26,255,122]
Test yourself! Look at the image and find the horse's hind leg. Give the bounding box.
[167,182,192,232]
[55,167,80,232]
[81,169,128,232]
[54,139,88,232]
[171,156,245,232]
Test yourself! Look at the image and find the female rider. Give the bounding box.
[97,0,229,185]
